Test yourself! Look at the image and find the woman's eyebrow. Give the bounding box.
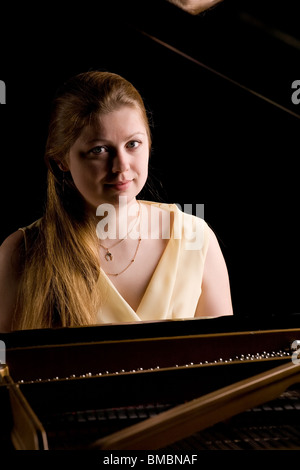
[125,132,146,139]
[85,132,146,145]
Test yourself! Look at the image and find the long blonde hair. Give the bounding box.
[13,71,151,330]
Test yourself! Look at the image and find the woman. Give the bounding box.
[0,71,233,332]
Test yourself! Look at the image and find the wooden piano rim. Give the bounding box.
[4,327,299,385]
[5,327,300,352]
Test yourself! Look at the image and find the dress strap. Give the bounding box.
[17,219,42,255]
[18,227,27,252]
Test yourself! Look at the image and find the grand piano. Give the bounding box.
[1,315,300,450]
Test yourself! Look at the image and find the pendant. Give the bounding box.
[105,250,113,262]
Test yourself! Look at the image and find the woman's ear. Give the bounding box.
[57,161,69,172]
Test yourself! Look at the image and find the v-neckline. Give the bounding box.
[100,234,173,315]
[99,201,176,315]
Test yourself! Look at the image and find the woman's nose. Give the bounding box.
[111,148,130,173]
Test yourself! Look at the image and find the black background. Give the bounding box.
[0,0,299,320]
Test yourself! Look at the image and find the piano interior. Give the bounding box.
[1,316,300,450]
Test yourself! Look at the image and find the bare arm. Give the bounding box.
[0,230,24,332]
[195,227,233,318]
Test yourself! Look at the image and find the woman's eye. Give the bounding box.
[127,140,140,149]
[89,146,108,156]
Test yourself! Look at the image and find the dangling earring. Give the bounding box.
[58,162,68,197]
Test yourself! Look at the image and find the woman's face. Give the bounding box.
[67,106,150,211]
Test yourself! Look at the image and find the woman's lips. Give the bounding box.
[107,180,133,191]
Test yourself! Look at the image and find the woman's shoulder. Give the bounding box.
[0,230,25,310]
[0,230,28,332]
[0,230,25,258]
[0,218,42,261]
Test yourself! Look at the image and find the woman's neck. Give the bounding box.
[96,197,140,242]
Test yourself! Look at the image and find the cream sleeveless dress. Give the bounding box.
[19,201,210,324]
[96,201,209,323]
